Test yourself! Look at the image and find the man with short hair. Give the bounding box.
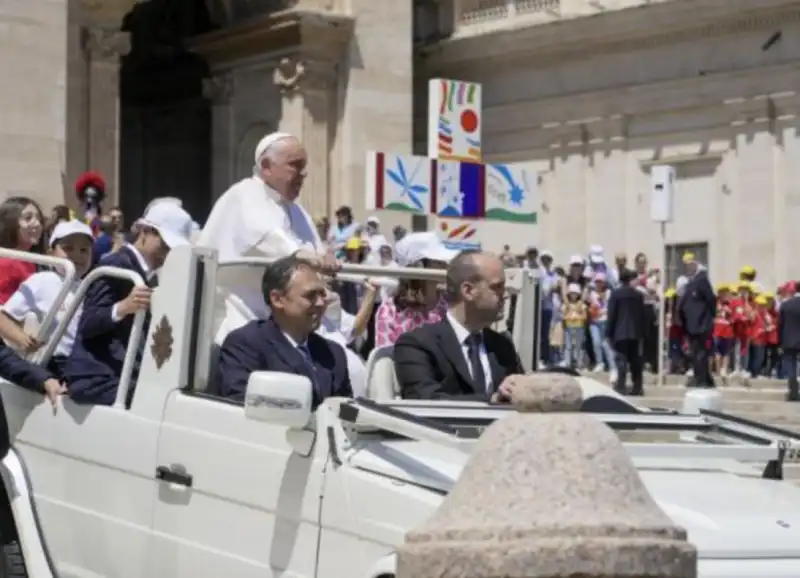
[213,256,352,405]
[677,253,716,388]
[606,268,647,395]
[197,132,338,342]
[65,203,195,405]
[394,250,524,401]
[778,281,800,401]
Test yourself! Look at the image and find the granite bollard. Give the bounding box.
[396,373,698,578]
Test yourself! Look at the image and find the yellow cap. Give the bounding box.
[345,237,362,251]
[740,265,756,276]
[715,283,730,293]
[754,295,768,306]
[681,252,695,264]
[763,291,774,300]
[664,288,676,298]
[738,281,752,290]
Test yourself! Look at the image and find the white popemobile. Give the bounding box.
[0,246,799,578]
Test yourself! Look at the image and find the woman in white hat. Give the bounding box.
[374,232,457,349]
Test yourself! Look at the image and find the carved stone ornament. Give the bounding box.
[202,75,234,104]
[150,315,174,371]
[273,57,306,94]
[84,27,131,61]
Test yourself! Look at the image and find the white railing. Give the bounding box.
[0,248,77,349]
[35,266,147,409]
[456,0,560,29]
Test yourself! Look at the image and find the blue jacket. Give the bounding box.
[64,247,151,405]
[0,342,53,393]
[212,317,352,406]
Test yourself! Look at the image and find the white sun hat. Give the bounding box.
[137,203,194,248]
[394,232,458,266]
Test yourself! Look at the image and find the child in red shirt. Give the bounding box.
[0,197,45,304]
[749,295,772,377]
[731,282,755,376]
[664,288,685,374]
[713,285,735,376]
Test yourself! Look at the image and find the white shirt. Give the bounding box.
[446,311,492,392]
[196,177,324,341]
[3,272,81,357]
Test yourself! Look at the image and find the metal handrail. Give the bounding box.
[34,266,147,409]
[220,258,448,282]
[0,248,77,347]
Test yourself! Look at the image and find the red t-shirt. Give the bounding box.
[713,300,735,339]
[749,309,770,346]
[0,258,36,304]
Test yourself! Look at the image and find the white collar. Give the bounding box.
[125,244,152,277]
[281,331,308,351]
[253,176,287,206]
[446,311,474,345]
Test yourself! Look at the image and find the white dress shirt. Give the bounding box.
[446,311,492,392]
[196,176,324,342]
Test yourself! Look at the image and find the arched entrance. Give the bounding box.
[118,0,217,223]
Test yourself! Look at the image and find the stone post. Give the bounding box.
[396,373,697,578]
[203,73,235,202]
[84,26,130,208]
[273,57,336,220]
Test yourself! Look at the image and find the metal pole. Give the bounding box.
[657,222,667,388]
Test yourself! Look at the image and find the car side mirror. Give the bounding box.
[244,372,313,428]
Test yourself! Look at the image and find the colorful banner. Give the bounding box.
[427,79,482,162]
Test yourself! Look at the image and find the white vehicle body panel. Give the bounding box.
[0,247,797,578]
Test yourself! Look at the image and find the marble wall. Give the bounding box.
[419,12,800,288]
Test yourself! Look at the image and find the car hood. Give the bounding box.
[347,440,800,559]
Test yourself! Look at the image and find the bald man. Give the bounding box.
[197,132,337,341]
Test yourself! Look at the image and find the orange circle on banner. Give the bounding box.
[460,109,478,133]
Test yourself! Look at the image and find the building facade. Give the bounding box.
[5,0,800,287]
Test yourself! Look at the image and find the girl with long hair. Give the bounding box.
[0,197,45,303]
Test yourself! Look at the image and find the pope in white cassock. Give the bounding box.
[197,132,368,395]
[197,131,337,341]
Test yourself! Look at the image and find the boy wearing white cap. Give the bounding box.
[64,203,194,406]
[0,221,94,376]
[197,132,337,341]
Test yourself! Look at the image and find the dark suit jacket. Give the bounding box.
[394,319,524,401]
[64,246,151,405]
[606,285,647,343]
[780,296,800,351]
[0,342,53,393]
[213,317,353,406]
[678,270,717,336]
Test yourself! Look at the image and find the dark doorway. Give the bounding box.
[119,0,218,224]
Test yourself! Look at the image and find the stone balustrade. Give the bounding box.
[396,372,697,578]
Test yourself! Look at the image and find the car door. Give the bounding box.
[2,384,161,578]
[149,389,327,578]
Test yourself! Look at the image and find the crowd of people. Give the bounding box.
[0,130,798,411]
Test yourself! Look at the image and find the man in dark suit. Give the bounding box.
[779,282,800,402]
[677,258,717,388]
[214,255,352,405]
[606,268,647,396]
[65,203,194,405]
[394,251,524,402]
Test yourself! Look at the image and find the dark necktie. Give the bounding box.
[466,333,487,391]
[297,343,319,390]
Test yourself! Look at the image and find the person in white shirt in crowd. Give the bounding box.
[361,216,389,264]
[196,131,338,342]
[327,205,359,259]
[584,245,619,288]
[0,221,94,377]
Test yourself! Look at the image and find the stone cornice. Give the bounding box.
[187,9,354,68]
[480,61,800,136]
[419,0,800,70]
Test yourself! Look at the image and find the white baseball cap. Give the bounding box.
[366,216,380,225]
[49,220,94,248]
[137,203,193,249]
[254,132,293,164]
[569,254,584,266]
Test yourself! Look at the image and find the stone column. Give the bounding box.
[203,73,235,201]
[397,373,697,578]
[273,57,336,220]
[84,26,130,208]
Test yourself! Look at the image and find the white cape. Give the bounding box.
[196,176,323,342]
